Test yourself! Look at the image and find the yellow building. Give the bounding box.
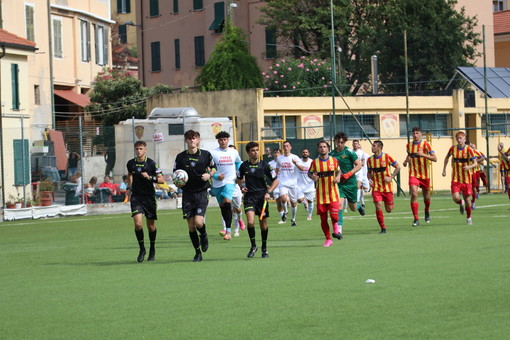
[0,28,36,202]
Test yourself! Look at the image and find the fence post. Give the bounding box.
[79,117,85,204]
[21,115,27,205]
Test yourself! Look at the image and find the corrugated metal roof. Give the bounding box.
[457,67,510,98]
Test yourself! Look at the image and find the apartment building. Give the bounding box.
[111,0,138,75]
[0,0,113,138]
[136,0,496,90]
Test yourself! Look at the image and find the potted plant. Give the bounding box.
[38,178,55,206]
[5,194,16,209]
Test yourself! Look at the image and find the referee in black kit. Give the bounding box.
[126,141,164,262]
[173,130,216,262]
[237,141,279,258]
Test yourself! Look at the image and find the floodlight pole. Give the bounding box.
[404,30,410,144]
[483,25,491,193]
[330,0,337,144]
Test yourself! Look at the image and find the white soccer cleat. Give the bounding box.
[466,217,473,225]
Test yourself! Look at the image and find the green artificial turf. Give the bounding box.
[1,193,509,339]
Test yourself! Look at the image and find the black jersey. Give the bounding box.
[238,160,277,194]
[126,157,162,196]
[174,149,216,193]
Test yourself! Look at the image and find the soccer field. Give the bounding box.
[1,194,509,339]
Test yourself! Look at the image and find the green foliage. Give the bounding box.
[263,56,333,97]
[197,25,263,91]
[259,0,480,94]
[86,68,173,126]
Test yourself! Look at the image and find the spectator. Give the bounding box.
[155,181,171,199]
[104,147,116,177]
[71,172,82,197]
[67,152,81,178]
[119,175,129,194]
[99,175,118,195]
[84,176,97,202]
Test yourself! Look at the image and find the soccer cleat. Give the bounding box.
[199,233,209,252]
[282,213,287,222]
[332,232,343,240]
[219,230,226,236]
[467,217,473,225]
[323,239,333,247]
[137,249,146,263]
[412,219,420,227]
[261,249,269,258]
[278,218,286,224]
[247,246,258,258]
[193,252,203,262]
[472,203,476,210]
[425,212,431,223]
[147,249,155,261]
[357,205,366,216]
[379,228,387,234]
[307,216,312,221]
[238,219,246,231]
[291,220,297,227]
[459,203,465,215]
[476,192,480,199]
[234,231,240,237]
[224,232,232,240]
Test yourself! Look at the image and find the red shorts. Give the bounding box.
[317,201,340,216]
[471,172,480,187]
[409,176,430,190]
[451,182,473,196]
[372,191,394,205]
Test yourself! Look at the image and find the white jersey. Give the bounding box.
[354,149,369,177]
[297,158,315,193]
[268,160,279,193]
[210,147,242,187]
[276,153,301,187]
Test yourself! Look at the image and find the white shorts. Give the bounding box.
[298,188,316,202]
[279,185,298,203]
[358,176,370,191]
[231,194,242,210]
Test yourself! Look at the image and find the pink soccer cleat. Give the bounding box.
[238,219,246,231]
[219,230,226,236]
[323,239,333,247]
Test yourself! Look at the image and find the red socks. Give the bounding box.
[411,202,419,219]
[376,210,385,229]
[466,206,472,218]
[320,214,331,239]
[424,199,431,213]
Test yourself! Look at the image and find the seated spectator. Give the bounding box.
[84,176,97,203]
[168,183,179,199]
[99,175,118,195]
[71,172,82,197]
[155,181,171,200]
[119,175,128,194]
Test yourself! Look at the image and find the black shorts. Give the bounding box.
[182,190,209,219]
[130,195,157,220]
[244,193,269,218]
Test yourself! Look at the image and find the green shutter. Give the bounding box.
[174,39,180,69]
[25,5,35,41]
[126,0,131,13]
[11,64,20,110]
[173,0,179,13]
[193,0,203,11]
[151,41,161,71]
[265,27,276,59]
[119,24,127,44]
[117,0,122,13]
[208,2,225,32]
[194,36,204,66]
[150,0,159,16]
[103,27,109,64]
[14,139,30,186]
[53,19,62,58]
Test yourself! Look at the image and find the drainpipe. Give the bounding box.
[0,44,6,208]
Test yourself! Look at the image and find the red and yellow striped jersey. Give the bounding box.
[309,157,340,204]
[406,140,434,179]
[447,145,477,184]
[500,148,510,171]
[367,153,397,193]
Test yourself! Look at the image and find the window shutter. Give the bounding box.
[25,5,35,41]
[174,39,180,69]
[119,24,127,44]
[151,42,161,71]
[103,27,109,64]
[94,25,100,64]
[14,139,30,186]
[53,19,62,58]
[11,64,20,110]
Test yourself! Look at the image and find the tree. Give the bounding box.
[196,25,263,91]
[259,0,480,94]
[85,68,172,126]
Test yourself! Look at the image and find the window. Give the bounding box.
[482,114,510,136]
[151,41,161,71]
[493,1,505,11]
[52,18,63,58]
[34,85,40,105]
[94,25,109,65]
[25,4,35,42]
[150,0,159,17]
[117,0,131,14]
[118,24,127,44]
[80,20,91,62]
[14,139,30,186]
[209,2,225,33]
[323,114,380,140]
[399,114,450,137]
[265,27,276,59]
[194,36,205,67]
[11,64,20,110]
[193,0,203,11]
[168,124,184,135]
[262,116,283,139]
[173,0,179,14]
[174,39,181,69]
[285,116,297,139]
